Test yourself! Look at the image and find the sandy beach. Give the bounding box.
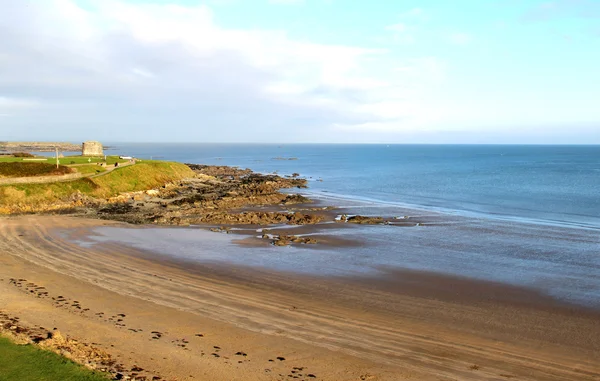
[1,215,599,381]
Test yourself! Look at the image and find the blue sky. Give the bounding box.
[0,0,599,143]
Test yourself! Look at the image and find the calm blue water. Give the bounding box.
[74,143,600,308]
[106,143,600,229]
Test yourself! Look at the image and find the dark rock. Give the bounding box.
[346,215,384,224]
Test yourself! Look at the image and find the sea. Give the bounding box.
[74,144,600,309]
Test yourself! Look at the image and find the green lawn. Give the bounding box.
[0,336,108,381]
[60,156,128,165]
[72,164,107,175]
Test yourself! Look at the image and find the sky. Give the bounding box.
[0,0,599,144]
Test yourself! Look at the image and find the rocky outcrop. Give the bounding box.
[189,212,323,226]
[270,234,318,246]
[87,165,320,226]
[3,163,401,234]
[336,215,386,224]
[346,215,385,224]
[0,142,81,152]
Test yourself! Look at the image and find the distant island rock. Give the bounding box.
[0,142,81,152]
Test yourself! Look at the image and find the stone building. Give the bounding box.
[82,141,103,156]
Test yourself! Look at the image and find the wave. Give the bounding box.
[300,189,600,231]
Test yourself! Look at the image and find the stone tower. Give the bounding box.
[82,141,103,156]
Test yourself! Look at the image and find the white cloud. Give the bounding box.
[0,0,446,141]
[384,8,428,45]
[0,97,39,109]
[385,23,407,33]
[401,8,425,19]
[0,97,40,118]
[447,32,473,45]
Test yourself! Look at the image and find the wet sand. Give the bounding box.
[1,215,599,380]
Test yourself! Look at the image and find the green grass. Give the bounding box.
[91,161,193,197]
[61,156,127,165]
[0,161,194,213]
[0,163,73,178]
[72,165,107,175]
[0,336,109,381]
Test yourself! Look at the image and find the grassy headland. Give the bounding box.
[0,336,108,381]
[0,161,194,213]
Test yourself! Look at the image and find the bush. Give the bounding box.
[12,152,35,157]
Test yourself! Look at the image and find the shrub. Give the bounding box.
[12,152,35,157]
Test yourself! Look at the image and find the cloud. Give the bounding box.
[384,22,416,44]
[0,97,40,118]
[385,23,407,33]
[400,7,425,19]
[0,97,39,109]
[522,0,600,22]
[0,0,447,142]
[446,32,473,45]
[383,7,429,45]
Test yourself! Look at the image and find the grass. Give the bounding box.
[61,156,127,165]
[72,165,107,175]
[91,161,193,197]
[0,161,194,213]
[0,336,109,381]
[0,163,73,178]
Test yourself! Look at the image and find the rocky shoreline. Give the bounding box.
[92,164,325,226]
[15,163,426,247]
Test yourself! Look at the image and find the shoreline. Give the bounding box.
[76,210,600,310]
[71,218,597,313]
[1,216,599,380]
[301,190,600,232]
